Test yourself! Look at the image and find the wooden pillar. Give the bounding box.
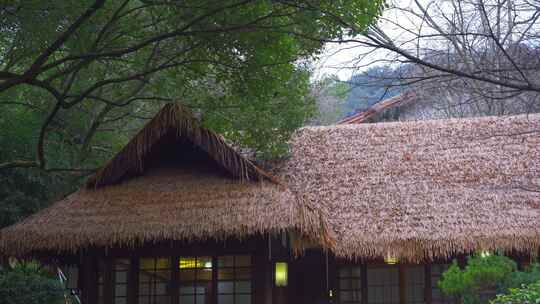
[361,263,368,304]
[127,257,139,304]
[457,255,467,269]
[81,253,98,304]
[77,256,84,299]
[399,264,407,304]
[424,264,432,304]
[103,257,114,304]
[171,256,179,304]
[254,239,272,304]
[327,253,337,302]
[213,256,219,304]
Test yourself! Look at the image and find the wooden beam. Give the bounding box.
[327,253,337,302]
[254,241,270,304]
[457,255,467,269]
[127,257,139,304]
[81,253,98,304]
[361,263,368,304]
[212,256,218,304]
[104,257,113,304]
[424,264,432,304]
[399,264,407,304]
[171,256,179,304]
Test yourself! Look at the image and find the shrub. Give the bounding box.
[491,280,540,304]
[439,254,517,304]
[0,261,64,304]
[502,264,540,292]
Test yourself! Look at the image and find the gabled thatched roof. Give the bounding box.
[87,103,275,188]
[280,113,540,262]
[3,103,540,261]
[0,103,327,256]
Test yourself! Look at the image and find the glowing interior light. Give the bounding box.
[180,258,202,269]
[275,262,288,287]
[204,261,213,268]
[480,251,492,258]
[384,255,399,265]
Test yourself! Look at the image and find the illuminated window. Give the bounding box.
[139,257,172,304]
[217,255,252,304]
[274,262,288,287]
[179,256,213,304]
[384,256,399,265]
[337,266,362,304]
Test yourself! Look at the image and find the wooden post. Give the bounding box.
[81,253,98,304]
[127,257,139,304]
[327,253,336,303]
[171,256,179,304]
[254,240,271,304]
[361,263,368,304]
[399,264,407,304]
[457,255,467,269]
[424,264,432,304]
[104,257,114,304]
[213,256,218,304]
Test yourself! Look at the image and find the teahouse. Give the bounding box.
[1,103,540,304]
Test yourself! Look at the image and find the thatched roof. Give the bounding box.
[279,113,540,262]
[3,103,540,261]
[338,92,416,125]
[0,104,326,256]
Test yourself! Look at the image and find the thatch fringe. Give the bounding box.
[87,103,276,188]
[0,165,331,256]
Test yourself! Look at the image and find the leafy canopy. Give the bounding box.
[0,0,384,226]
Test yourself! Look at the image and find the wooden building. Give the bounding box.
[1,104,540,304]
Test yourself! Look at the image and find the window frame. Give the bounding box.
[337,264,363,304]
[335,261,451,304]
[97,252,255,304]
[215,255,253,304]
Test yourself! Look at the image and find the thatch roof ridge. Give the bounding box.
[306,111,540,132]
[337,91,417,125]
[87,103,276,188]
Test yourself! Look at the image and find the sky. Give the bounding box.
[313,0,537,81]
[313,0,422,81]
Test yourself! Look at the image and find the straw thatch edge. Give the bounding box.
[0,183,334,257]
[333,234,540,263]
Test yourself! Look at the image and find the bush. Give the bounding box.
[439,254,517,304]
[491,280,540,304]
[502,264,540,292]
[0,261,64,304]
